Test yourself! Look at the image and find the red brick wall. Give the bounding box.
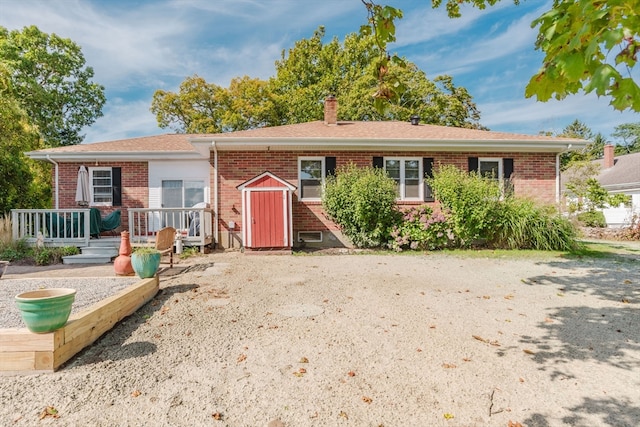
[214,151,558,244]
[55,162,148,230]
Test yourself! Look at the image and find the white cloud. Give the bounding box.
[83,99,161,143]
[480,93,640,138]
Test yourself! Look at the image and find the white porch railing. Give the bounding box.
[11,209,92,247]
[127,207,214,252]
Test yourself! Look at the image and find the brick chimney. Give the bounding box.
[324,95,337,125]
[604,144,614,168]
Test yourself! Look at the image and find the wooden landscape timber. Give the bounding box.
[0,276,159,374]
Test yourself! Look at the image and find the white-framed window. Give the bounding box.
[384,157,423,200]
[478,158,503,181]
[298,157,325,200]
[161,180,205,208]
[89,167,113,206]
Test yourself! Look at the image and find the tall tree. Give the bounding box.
[362,1,640,113]
[557,120,608,168]
[0,64,50,213]
[272,27,484,128]
[611,122,640,154]
[152,28,485,132]
[151,75,227,133]
[0,25,105,147]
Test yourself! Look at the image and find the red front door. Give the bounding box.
[250,190,285,247]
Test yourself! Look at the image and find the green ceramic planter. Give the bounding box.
[15,288,76,333]
[131,252,161,278]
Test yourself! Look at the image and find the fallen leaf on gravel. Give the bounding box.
[212,412,223,420]
[482,295,491,300]
[473,335,486,342]
[544,317,554,323]
[429,325,436,329]
[523,349,535,355]
[624,279,632,284]
[237,354,247,363]
[462,358,472,362]
[347,371,356,377]
[442,363,457,369]
[443,413,454,419]
[519,378,525,383]
[299,368,307,374]
[362,396,372,404]
[508,421,523,427]
[300,357,309,363]
[417,348,422,352]
[338,411,348,419]
[39,406,59,420]
[621,298,629,303]
[131,390,141,397]
[504,294,514,300]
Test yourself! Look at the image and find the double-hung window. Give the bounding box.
[89,167,113,206]
[384,158,423,201]
[478,158,503,180]
[468,157,515,196]
[299,157,324,200]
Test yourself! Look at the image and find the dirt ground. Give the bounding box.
[1,246,639,426]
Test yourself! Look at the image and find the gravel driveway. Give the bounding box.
[1,249,639,426]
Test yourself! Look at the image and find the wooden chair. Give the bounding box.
[155,227,176,268]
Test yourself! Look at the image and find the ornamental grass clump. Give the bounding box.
[489,198,581,251]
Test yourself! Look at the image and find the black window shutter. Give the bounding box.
[325,156,336,177]
[468,157,478,172]
[373,156,384,169]
[112,167,122,206]
[423,157,434,202]
[503,158,514,179]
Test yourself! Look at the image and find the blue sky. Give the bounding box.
[1,0,638,144]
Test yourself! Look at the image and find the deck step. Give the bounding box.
[62,254,113,264]
[80,246,118,257]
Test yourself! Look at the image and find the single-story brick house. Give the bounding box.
[26,97,587,250]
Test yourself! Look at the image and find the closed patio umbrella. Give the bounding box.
[75,166,90,206]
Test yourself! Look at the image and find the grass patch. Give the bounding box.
[294,240,638,262]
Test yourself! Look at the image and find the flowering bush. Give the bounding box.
[389,205,454,251]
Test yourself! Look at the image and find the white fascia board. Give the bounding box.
[191,137,587,153]
[26,151,207,162]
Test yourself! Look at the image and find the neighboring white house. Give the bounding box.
[597,145,640,227]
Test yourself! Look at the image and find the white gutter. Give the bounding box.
[46,155,59,209]
[190,137,589,153]
[556,144,572,205]
[212,141,219,249]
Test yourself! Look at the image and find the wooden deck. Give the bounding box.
[0,276,159,374]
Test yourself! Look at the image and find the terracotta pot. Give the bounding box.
[114,230,134,276]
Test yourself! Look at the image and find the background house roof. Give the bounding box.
[595,151,640,192]
[28,120,587,161]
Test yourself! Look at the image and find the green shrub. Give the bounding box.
[0,238,32,261]
[322,163,400,248]
[577,210,606,228]
[489,198,580,251]
[32,246,80,265]
[428,164,501,247]
[389,205,454,251]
